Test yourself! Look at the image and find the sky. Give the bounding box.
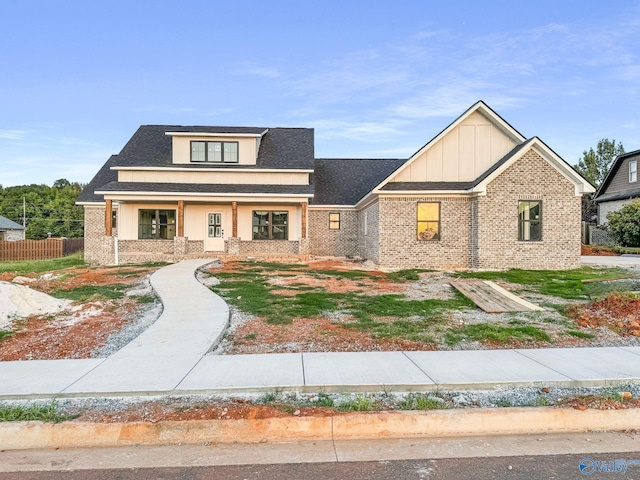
[1,0,640,187]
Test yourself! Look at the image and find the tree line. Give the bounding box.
[0,179,84,239]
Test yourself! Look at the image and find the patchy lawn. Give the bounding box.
[208,260,640,353]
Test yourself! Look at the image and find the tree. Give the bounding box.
[607,200,640,247]
[575,138,625,189]
[0,180,84,239]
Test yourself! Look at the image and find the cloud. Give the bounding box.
[0,130,31,140]
[235,63,281,78]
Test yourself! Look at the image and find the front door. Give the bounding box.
[205,212,224,251]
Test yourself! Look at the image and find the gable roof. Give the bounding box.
[378,137,595,197]
[312,158,406,205]
[0,215,24,230]
[78,125,314,203]
[594,149,640,202]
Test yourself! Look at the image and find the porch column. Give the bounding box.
[301,202,307,239]
[105,199,112,236]
[177,200,184,237]
[232,201,238,237]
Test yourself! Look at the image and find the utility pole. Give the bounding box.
[23,197,26,229]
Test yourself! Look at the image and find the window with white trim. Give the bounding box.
[630,159,637,183]
[190,141,239,163]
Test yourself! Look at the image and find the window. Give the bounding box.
[138,209,176,239]
[630,160,637,183]
[252,211,288,240]
[417,202,440,240]
[518,201,542,241]
[111,209,117,229]
[329,212,340,230]
[190,141,238,163]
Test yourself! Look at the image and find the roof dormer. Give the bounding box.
[166,129,268,166]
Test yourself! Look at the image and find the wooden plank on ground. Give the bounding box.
[449,279,543,314]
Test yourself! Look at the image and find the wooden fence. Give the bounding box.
[0,238,84,261]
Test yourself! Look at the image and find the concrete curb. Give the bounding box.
[2,407,639,450]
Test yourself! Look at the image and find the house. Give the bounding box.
[593,149,640,224]
[0,215,25,241]
[77,101,594,270]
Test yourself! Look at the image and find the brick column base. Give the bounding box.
[174,236,188,256]
[299,237,310,259]
[227,237,241,255]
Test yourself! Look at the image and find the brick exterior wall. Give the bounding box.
[1,229,25,241]
[308,209,359,257]
[84,206,115,265]
[239,240,299,255]
[378,196,472,270]
[474,148,582,270]
[598,199,636,225]
[359,201,379,262]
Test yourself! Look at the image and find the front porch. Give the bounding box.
[87,199,310,265]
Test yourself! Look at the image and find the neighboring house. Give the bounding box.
[78,101,594,270]
[593,149,640,225]
[0,215,25,241]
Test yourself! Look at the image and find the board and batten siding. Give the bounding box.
[390,111,517,183]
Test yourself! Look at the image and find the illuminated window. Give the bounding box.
[417,202,440,241]
[329,212,340,230]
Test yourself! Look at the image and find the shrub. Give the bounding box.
[607,199,640,247]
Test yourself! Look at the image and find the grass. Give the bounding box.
[0,330,15,341]
[212,265,474,327]
[566,329,596,339]
[0,401,75,423]
[51,283,129,302]
[337,395,376,412]
[456,267,630,300]
[0,252,85,275]
[387,269,433,282]
[446,323,551,345]
[399,394,449,410]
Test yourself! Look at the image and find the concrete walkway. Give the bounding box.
[1,259,640,400]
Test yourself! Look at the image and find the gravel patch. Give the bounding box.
[90,276,163,358]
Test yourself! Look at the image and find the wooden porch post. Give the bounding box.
[301,202,307,239]
[177,200,184,237]
[105,199,112,236]
[232,201,238,237]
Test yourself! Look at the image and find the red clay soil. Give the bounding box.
[0,265,159,360]
[76,400,342,423]
[569,293,640,337]
[559,394,640,410]
[226,316,435,354]
[0,302,139,361]
[581,245,619,256]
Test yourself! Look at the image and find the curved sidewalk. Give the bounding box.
[0,260,640,400]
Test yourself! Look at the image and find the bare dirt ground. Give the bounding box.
[210,260,640,355]
[0,265,160,360]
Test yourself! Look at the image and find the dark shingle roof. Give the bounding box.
[96,182,313,196]
[0,215,24,230]
[76,155,119,203]
[595,187,640,203]
[78,125,314,202]
[381,181,474,191]
[312,159,406,205]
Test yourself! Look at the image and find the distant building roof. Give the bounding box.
[0,215,24,230]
